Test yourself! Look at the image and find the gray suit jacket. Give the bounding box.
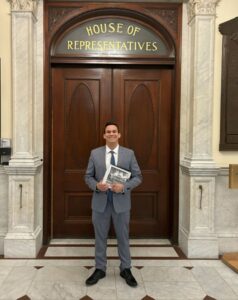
[85,146,142,213]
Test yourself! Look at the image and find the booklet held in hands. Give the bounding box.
[102,165,131,185]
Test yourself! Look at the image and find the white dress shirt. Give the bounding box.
[105,145,119,169]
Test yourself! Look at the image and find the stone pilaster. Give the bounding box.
[180,0,220,258]
[4,0,42,258]
[7,0,40,166]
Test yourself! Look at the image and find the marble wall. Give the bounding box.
[0,167,8,254]
[179,0,220,258]
[0,0,237,258]
[1,167,238,256]
[2,0,43,258]
[216,169,238,254]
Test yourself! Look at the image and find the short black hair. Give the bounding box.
[104,121,120,133]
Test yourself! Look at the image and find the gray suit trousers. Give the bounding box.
[92,200,131,272]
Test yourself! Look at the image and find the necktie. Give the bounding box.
[110,150,115,166]
[107,151,115,203]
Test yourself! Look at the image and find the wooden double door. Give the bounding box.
[52,66,173,238]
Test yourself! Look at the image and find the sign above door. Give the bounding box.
[52,17,174,58]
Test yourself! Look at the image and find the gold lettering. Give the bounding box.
[74,41,80,50]
[138,42,145,50]
[67,40,73,50]
[85,22,144,37]
[152,42,158,51]
[65,39,159,53]
[133,26,141,36]
[127,41,134,51]
[108,41,115,50]
[146,42,152,51]
[80,41,86,49]
[93,24,100,35]
[117,23,124,33]
[100,23,107,34]
[126,25,141,36]
[103,41,109,51]
[134,42,137,50]
[116,41,121,49]
[120,42,128,51]
[127,25,134,35]
[91,41,96,50]
[97,41,103,50]
[85,41,91,50]
[108,22,116,33]
[86,26,93,36]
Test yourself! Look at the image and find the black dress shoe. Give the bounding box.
[120,268,138,287]
[85,269,106,286]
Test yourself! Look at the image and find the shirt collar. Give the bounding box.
[106,144,119,155]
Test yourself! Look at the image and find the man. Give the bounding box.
[85,121,142,287]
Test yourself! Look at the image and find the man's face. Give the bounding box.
[103,125,121,145]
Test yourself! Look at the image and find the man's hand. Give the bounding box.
[111,183,124,193]
[96,181,109,192]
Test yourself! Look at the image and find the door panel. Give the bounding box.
[113,69,172,236]
[52,67,172,237]
[52,67,112,237]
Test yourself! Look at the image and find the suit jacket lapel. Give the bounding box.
[117,146,124,167]
[99,146,106,173]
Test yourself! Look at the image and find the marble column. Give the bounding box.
[4,0,42,258]
[180,0,220,258]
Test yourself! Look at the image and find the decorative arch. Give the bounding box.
[49,7,177,62]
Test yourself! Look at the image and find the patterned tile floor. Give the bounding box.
[0,240,237,300]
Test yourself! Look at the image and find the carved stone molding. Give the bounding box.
[49,6,178,34]
[4,162,42,176]
[187,0,220,22]
[48,7,80,32]
[146,8,178,33]
[8,0,39,14]
[180,164,219,177]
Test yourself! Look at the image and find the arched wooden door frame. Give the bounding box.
[43,2,182,244]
